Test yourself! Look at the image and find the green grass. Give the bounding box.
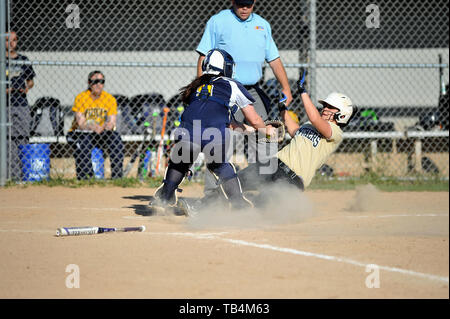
[4,176,165,188]
[309,175,449,192]
[3,175,448,192]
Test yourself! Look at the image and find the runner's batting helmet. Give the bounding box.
[318,92,357,127]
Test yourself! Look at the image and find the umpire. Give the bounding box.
[196,0,293,201]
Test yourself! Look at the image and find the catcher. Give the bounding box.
[149,49,275,213]
[197,70,358,209]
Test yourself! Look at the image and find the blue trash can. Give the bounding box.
[91,147,105,179]
[18,144,51,182]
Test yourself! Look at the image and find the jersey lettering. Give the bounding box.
[296,126,322,147]
[84,108,107,123]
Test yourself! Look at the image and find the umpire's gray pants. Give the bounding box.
[203,87,277,197]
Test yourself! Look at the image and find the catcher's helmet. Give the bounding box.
[318,92,357,127]
[202,49,235,78]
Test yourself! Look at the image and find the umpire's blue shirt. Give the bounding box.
[196,9,280,85]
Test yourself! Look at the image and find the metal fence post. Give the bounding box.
[309,0,317,103]
[0,0,8,186]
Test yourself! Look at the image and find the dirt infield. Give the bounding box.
[0,184,448,299]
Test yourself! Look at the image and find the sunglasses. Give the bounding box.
[89,79,105,85]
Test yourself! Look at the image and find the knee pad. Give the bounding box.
[206,162,237,183]
[207,162,242,201]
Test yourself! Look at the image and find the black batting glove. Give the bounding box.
[297,68,307,94]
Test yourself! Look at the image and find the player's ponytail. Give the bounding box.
[180,74,216,105]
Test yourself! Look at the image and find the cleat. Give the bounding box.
[148,199,170,215]
[177,198,199,217]
[149,182,179,215]
[148,196,189,216]
[230,196,254,211]
[149,196,175,215]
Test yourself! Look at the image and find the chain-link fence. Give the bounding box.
[1,0,448,184]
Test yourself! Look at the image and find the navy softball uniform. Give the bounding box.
[155,75,255,208]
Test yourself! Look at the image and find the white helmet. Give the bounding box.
[318,92,357,126]
[202,49,235,78]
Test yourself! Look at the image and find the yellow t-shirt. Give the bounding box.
[277,122,343,188]
[69,90,117,131]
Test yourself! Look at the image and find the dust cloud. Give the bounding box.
[186,182,316,230]
[346,183,382,212]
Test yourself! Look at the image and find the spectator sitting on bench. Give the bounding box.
[66,70,124,179]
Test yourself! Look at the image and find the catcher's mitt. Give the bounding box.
[260,119,285,143]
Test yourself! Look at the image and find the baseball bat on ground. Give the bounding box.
[56,225,145,237]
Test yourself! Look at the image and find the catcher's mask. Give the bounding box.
[318,92,357,127]
[202,49,235,78]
